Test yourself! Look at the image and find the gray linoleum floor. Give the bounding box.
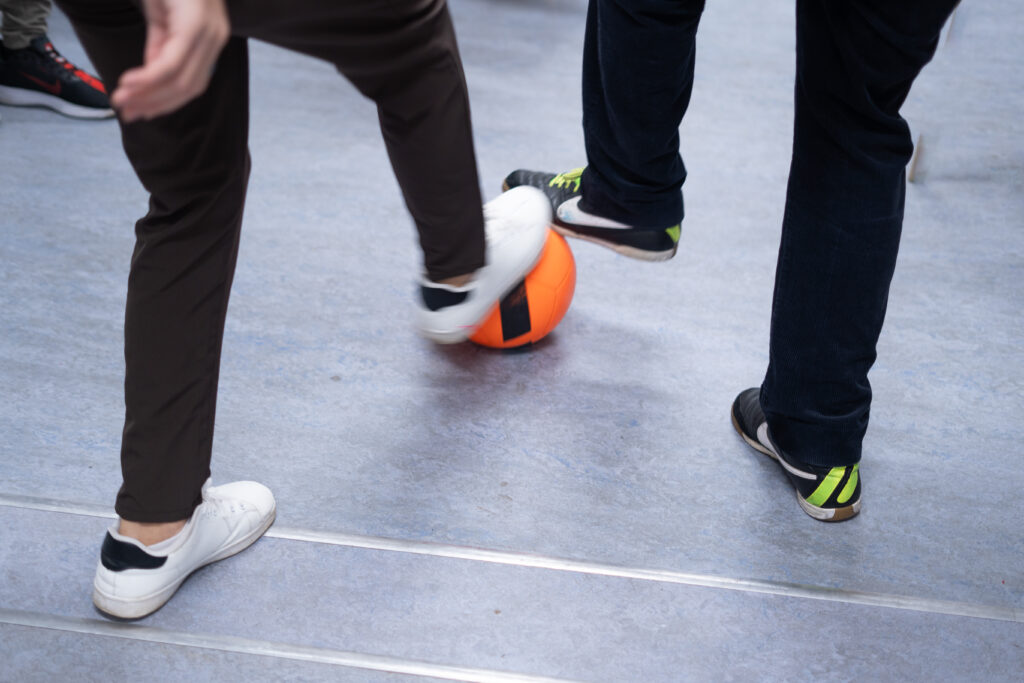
[2,1,1022,681]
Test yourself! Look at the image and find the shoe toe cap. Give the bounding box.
[491,185,553,227]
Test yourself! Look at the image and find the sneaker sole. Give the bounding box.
[730,409,860,523]
[550,223,678,262]
[92,507,277,620]
[501,180,677,262]
[419,189,549,344]
[0,84,115,119]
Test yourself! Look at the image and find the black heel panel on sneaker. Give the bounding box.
[731,388,763,438]
[100,532,167,571]
[420,285,469,312]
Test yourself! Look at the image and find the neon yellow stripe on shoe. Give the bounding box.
[836,464,859,504]
[666,225,681,243]
[805,467,846,507]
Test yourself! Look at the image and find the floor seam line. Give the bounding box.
[2,493,1021,624]
[0,607,577,683]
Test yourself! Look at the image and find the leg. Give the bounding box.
[230,0,549,343]
[58,0,277,620]
[580,0,704,228]
[0,0,52,49]
[56,0,251,524]
[231,0,485,282]
[761,0,959,467]
[732,0,957,521]
[502,0,704,261]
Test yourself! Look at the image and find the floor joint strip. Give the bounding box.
[0,608,576,683]
[2,492,1021,624]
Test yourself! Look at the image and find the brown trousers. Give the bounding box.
[56,0,486,521]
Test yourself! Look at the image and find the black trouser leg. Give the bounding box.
[579,0,705,228]
[761,0,958,466]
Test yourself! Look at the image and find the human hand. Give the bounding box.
[111,0,230,122]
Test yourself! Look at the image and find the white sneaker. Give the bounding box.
[92,480,276,619]
[416,186,551,343]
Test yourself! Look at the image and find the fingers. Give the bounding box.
[114,34,203,120]
[111,0,230,122]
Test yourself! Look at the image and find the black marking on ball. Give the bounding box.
[499,279,531,341]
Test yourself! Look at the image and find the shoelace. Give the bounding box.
[41,41,106,92]
[549,167,585,192]
[202,493,250,517]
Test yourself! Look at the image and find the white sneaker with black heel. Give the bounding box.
[416,186,551,343]
[93,480,276,619]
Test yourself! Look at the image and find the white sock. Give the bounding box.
[111,515,192,553]
[421,277,474,292]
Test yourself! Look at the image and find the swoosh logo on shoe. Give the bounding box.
[21,72,62,95]
[756,423,816,480]
[556,196,633,230]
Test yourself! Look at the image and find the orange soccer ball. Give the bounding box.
[470,229,576,349]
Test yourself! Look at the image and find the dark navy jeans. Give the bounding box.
[580,0,958,466]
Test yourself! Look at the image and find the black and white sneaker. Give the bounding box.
[416,186,550,343]
[502,167,680,262]
[0,36,114,119]
[93,480,276,619]
[731,388,862,522]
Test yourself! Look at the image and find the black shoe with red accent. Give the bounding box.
[0,35,114,119]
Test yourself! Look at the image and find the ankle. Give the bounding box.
[118,519,187,547]
[431,273,474,288]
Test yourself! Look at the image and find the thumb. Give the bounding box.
[143,23,169,66]
[140,0,170,65]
